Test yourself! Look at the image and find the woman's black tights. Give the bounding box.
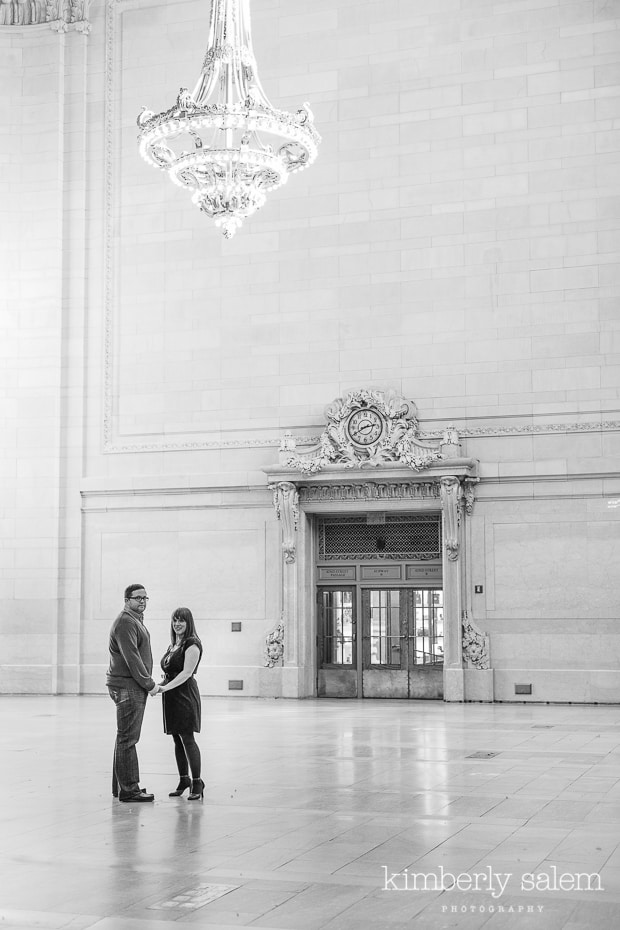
[172,732,201,780]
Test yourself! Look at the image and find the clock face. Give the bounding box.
[347,408,384,446]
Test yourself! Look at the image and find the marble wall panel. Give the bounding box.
[0,26,66,686]
[493,670,620,704]
[80,501,279,694]
[490,521,620,618]
[491,633,620,670]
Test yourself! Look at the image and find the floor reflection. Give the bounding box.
[0,695,619,929]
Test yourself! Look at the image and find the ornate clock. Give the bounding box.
[346,408,384,446]
[279,389,444,474]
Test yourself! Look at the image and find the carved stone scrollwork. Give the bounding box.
[463,477,479,515]
[279,431,296,453]
[281,388,443,476]
[462,613,490,669]
[270,481,299,564]
[440,475,462,562]
[264,619,285,668]
[440,423,461,457]
[0,0,91,28]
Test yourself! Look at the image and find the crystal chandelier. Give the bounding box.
[136,0,321,239]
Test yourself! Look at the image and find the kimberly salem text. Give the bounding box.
[382,866,603,898]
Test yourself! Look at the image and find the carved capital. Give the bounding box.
[462,613,490,669]
[270,481,299,564]
[440,475,462,561]
[70,0,90,22]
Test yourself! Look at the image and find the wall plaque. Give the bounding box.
[406,564,442,581]
[318,567,356,581]
[361,565,402,580]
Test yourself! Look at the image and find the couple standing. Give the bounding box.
[107,583,204,803]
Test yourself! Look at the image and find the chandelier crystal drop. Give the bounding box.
[136,0,321,239]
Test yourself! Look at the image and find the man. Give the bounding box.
[107,583,160,802]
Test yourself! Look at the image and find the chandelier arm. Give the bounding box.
[233,58,246,112]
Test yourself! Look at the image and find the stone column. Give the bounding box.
[270,482,303,695]
[440,476,465,701]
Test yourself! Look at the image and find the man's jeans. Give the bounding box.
[108,686,147,799]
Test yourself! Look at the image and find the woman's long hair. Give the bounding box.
[169,607,201,646]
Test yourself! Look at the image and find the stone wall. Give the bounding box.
[1,0,619,698]
[0,21,88,691]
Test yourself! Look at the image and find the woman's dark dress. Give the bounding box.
[161,636,202,734]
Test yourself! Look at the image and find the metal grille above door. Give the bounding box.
[317,514,441,561]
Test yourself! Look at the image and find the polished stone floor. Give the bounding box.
[0,696,619,929]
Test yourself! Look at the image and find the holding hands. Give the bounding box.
[148,680,170,696]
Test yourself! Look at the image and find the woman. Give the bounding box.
[159,608,204,800]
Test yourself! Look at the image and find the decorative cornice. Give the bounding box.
[100,418,620,454]
[454,420,620,438]
[105,436,311,453]
[298,481,441,503]
[284,420,620,445]
[103,418,620,455]
[101,422,620,453]
[0,0,91,29]
[321,550,439,563]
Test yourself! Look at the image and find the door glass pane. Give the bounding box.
[369,589,401,666]
[320,590,354,666]
[433,590,444,663]
[413,588,443,665]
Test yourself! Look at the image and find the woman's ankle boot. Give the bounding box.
[169,775,192,797]
[188,778,204,801]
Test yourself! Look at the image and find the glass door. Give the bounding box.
[317,588,357,697]
[407,587,443,698]
[317,586,444,699]
[361,588,409,698]
[361,588,444,698]
[412,589,444,665]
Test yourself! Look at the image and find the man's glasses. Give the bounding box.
[130,595,149,602]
